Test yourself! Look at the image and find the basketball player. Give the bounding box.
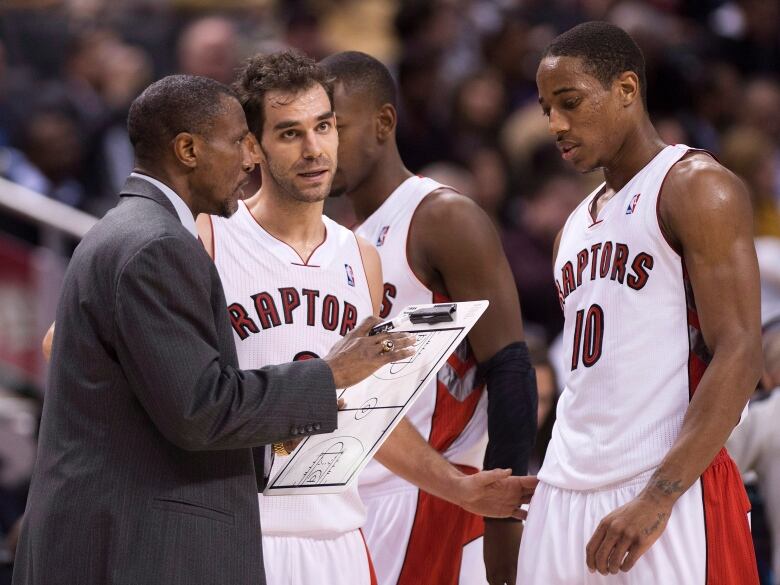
[196,51,536,585]
[322,52,538,585]
[516,22,761,584]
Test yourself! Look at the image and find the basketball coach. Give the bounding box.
[11,75,413,585]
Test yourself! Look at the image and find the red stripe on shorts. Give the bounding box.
[396,464,484,585]
[360,529,378,585]
[683,262,759,583]
[701,448,759,585]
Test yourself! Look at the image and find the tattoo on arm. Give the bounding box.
[652,479,684,496]
[643,512,667,537]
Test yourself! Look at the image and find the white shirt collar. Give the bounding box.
[130,172,198,239]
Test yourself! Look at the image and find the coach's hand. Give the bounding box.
[484,520,523,585]
[324,317,416,388]
[586,495,672,575]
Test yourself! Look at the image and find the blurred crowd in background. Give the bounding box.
[0,0,779,582]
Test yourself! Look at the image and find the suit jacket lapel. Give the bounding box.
[119,175,179,219]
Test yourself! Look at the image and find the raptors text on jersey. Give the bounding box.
[210,200,373,537]
[542,144,712,490]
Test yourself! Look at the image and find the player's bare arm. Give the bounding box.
[356,235,383,315]
[42,322,55,361]
[410,189,538,585]
[409,190,524,354]
[586,153,762,575]
[375,419,537,518]
[363,229,537,520]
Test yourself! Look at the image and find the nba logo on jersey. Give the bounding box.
[626,193,641,215]
[345,264,355,287]
[376,226,390,246]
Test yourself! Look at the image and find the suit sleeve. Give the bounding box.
[113,236,338,451]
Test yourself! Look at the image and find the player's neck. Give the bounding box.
[244,188,326,253]
[349,148,414,222]
[602,119,666,193]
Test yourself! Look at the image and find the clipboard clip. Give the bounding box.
[368,303,457,336]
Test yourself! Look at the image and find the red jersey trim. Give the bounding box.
[655,147,719,259]
[241,199,328,266]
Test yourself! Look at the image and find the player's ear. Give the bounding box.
[617,71,640,107]
[173,132,198,168]
[246,132,264,165]
[376,103,397,142]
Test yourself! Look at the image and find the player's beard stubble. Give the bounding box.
[260,144,335,204]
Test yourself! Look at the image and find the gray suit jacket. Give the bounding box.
[12,176,338,585]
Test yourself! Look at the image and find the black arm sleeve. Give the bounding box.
[480,341,537,476]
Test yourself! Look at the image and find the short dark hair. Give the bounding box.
[320,51,397,108]
[233,50,334,137]
[127,75,237,162]
[543,21,647,104]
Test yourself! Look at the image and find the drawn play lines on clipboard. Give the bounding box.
[373,330,460,381]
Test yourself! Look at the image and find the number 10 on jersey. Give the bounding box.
[571,304,604,370]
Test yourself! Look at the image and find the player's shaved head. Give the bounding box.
[543,21,647,105]
[320,51,397,108]
[127,74,237,164]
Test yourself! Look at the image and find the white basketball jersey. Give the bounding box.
[355,176,488,495]
[541,144,711,490]
[210,200,373,536]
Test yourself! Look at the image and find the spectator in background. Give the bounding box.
[721,126,780,238]
[755,235,780,326]
[740,78,780,202]
[0,90,84,250]
[176,16,240,84]
[425,147,510,229]
[465,146,509,227]
[717,0,780,75]
[1,93,84,208]
[284,7,332,61]
[449,69,506,161]
[502,149,590,340]
[481,15,547,109]
[682,62,741,154]
[727,322,780,585]
[395,49,452,171]
[60,28,154,210]
[527,336,558,475]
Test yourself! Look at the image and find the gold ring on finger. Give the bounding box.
[381,339,395,353]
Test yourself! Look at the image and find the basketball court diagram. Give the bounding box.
[264,300,488,495]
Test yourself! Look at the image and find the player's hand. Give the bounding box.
[586,495,672,575]
[455,469,538,518]
[323,317,415,388]
[484,520,523,585]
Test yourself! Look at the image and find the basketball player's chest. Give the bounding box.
[553,189,660,315]
[218,248,370,362]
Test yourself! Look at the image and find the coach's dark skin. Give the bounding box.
[539,54,762,576]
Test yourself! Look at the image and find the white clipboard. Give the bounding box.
[263,300,489,496]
